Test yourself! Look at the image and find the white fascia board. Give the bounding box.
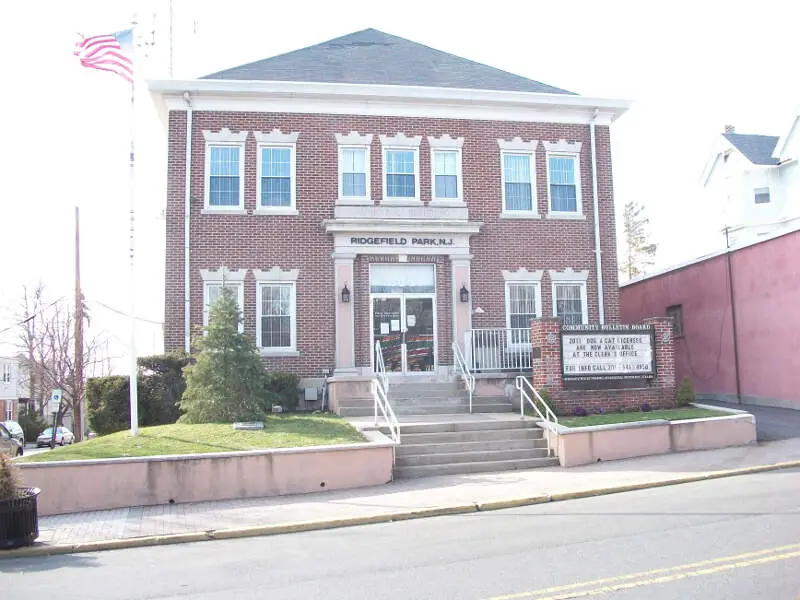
[773,114,799,159]
[147,79,631,124]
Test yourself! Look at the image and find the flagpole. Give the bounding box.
[128,33,139,437]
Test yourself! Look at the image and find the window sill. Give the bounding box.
[429,199,466,207]
[201,208,246,215]
[253,208,299,216]
[259,349,301,357]
[500,212,541,220]
[546,212,586,220]
[381,197,422,206]
[337,197,373,206]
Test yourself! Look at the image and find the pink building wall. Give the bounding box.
[620,230,800,410]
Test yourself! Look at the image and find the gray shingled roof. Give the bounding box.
[723,133,780,165]
[202,28,575,95]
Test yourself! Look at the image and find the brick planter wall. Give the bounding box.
[531,317,676,414]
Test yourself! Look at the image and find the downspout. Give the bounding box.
[183,92,193,353]
[590,109,605,324]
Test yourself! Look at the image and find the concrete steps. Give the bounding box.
[395,457,558,479]
[383,418,556,479]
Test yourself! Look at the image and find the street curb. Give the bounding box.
[3,460,799,560]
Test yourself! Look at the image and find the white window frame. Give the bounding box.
[202,129,248,213]
[200,267,247,333]
[544,140,583,219]
[548,268,590,325]
[254,267,300,356]
[1,363,11,384]
[254,129,299,215]
[380,133,422,204]
[428,135,464,205]
[498,138,539,218]
[502,268,543,344]
[336,132,372,204]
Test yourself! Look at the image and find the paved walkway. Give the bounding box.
[35,437,800,548]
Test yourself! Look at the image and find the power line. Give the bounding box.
[91,300,163,325]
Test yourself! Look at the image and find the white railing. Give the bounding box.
[465,328,532,373]
[515,375,558,457]
[452,342,475,414]
[374,341,400,444]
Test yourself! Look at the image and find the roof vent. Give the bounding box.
[724,124,735,134]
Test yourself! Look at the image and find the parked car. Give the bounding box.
[36,427,75,448]
[2,420,25,446]
[0,423,23,456]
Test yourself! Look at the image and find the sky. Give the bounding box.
[1,0,798,368]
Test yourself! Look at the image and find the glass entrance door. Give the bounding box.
[373,295,435,374]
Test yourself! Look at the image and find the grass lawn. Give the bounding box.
[20,414,366,463]
[558,407,727,428]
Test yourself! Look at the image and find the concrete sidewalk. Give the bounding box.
[8,437,800,558]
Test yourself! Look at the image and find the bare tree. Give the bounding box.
[620,201,658,280]
[15,285,109,440]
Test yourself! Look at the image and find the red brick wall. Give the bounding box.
[531,317,676,413]
[164,110,621,377]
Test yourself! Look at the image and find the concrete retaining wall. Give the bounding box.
[20,440,394,516]
[545,404,757,467]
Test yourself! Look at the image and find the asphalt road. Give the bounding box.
[2,469,799,599]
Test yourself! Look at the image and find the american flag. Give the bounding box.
[74,29,134,83]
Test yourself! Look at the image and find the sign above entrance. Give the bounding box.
[350,236,455,247]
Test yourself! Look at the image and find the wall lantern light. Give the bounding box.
[459,284,470,303]
[341,284,351,303]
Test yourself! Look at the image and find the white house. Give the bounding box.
[700,114,800,247]
[0,357,26,421]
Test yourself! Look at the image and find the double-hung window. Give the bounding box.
[429,135,464,203]
[336,132,372,203]
[203,129,248,211]
[258,283,295,351]
[499,138,538,215]
[502,268,543,346]
[254,267,300,354]
[1,363,11,384]
[381,133,421,203]
[254,129,299,213]
[549,269,589,325]
[200,267,246,333]
[544,140,583,216]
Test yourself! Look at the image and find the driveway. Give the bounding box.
[702,400,800,441]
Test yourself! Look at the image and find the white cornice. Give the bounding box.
[202,128,248,142]
[149,80,630,127]
[336,131,373,145]
[548,267,589,282]
[428,134,464,149]
[502,267,543,282]
[253,267,300,281]
[199,267,247,282]
[253,129,299,144]
[498,137,538,152]
[543,139,583,153]
[323,218,482,235]
[380,132,422,147]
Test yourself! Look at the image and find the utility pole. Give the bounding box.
[74,206,85,440]
[723,226,742,404]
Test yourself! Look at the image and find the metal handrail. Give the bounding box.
[374,341,400,444]
[452,342,475,414]
[515,375,558,457]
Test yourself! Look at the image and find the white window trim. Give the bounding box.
[336,132,373,205]
[255,268,300,356]
[203,129,248,212]
[499,138,539,216]
[544,140,583,218]
[380,133,422,204]
[253,129,299,215]
[428,135,465,205]
[504,281,543,336]
[549,268,589,325]
[200,267,247,332]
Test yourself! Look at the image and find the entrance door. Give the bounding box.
[373,296,435,374]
